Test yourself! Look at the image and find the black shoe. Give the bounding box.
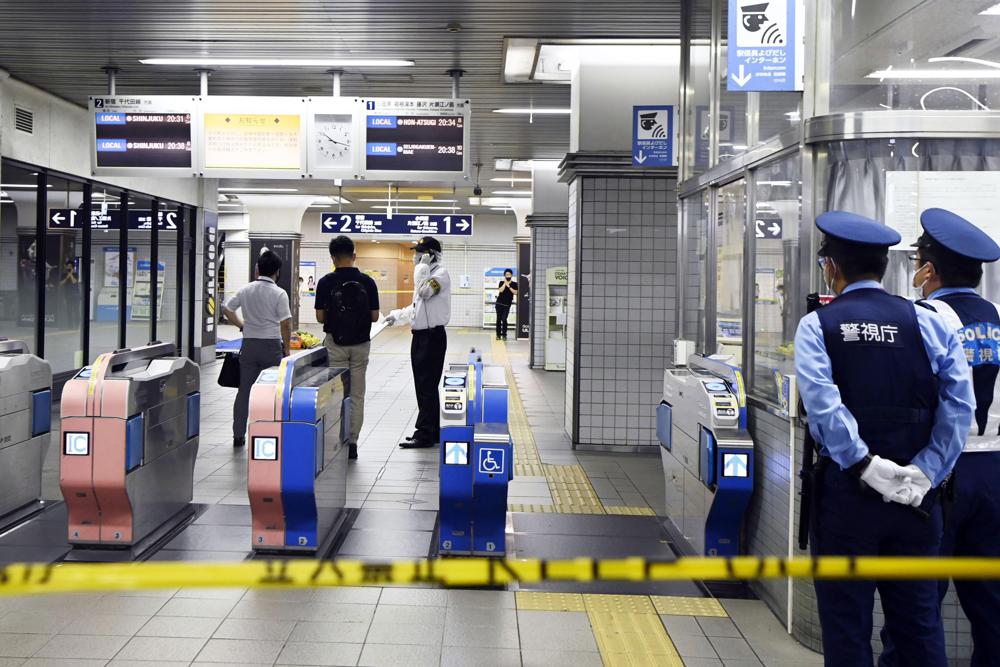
[348,443,358,460]
[233,437,246,448]
[399,439,437,449]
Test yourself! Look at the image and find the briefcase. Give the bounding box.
[218,352,241,388]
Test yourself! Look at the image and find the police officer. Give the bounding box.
[902,208,1000,666]
[385,236,452,448]
[794,211,974,666]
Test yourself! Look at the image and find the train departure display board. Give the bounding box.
[362,98,470,180]
[89,96,197,176]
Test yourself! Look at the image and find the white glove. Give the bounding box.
[899,464,933,507]
[383,314,396,327]
[859,455,913,504]
[414,262,431,284]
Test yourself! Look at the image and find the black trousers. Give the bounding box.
[495,303,511,339]
[411,326,447,443]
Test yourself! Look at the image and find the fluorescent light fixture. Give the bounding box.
[0,200,14,204]
[218,187,299,193]
[64,432,90,456]
[218,204,244,208]
[489,177,532,183]
[310,196,350,204]
[980,2,1000,14]
[757,181,792,187]
[0,183,51,189]
[373,205,459,212]
[358,198,457,203]
[866,68,1000,79]
[491,190,532,196]
[492,108,571,115]
[140,57,414,68]
[490,207,513,212]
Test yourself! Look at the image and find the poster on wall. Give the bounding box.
[885,171,1000,247]
[203,211,219,346]
[517,241,531,340]
[131,260,166,320]
[299,261,317,297]
[102,246,136,288]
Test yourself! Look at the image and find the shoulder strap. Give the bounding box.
[922,298,965,332]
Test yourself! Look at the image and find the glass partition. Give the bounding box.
[90,184,125,356]
[682,191,711,352]
[825,0,1000,113]
[126,195,154,349]
[159,202,181,346]
[0,163,37,348]
[751,156,801,402]
[46,176,86,372]
[715,179,746,363]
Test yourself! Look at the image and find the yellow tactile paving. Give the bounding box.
[583,594,657,615]
[605,506,657,516]
[507,503,557,513]
[589,611,685,667]
[650,595,729,617]
[514,462,546,477]
[515,591,586,611]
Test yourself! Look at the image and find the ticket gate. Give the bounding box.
[439,349,513,556]
[60,343,200,554]
[247,346,350,554]
[0,340,52,526]
[657,354,754,557]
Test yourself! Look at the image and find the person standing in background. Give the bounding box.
[385,236,451,449]
[314,235,380,461]
[495,268,517,341]
[223,250,292,448]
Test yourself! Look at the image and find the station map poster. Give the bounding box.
[89,96,197,176]
[362,98,470,180]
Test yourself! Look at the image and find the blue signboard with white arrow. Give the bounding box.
[723,453,749,478]
[727,0,803,92]
[320,212,473,236]
[632,105,674,168]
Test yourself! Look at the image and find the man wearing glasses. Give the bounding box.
[794,211,974,666]
[881,208,1000,666]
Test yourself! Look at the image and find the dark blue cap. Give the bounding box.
[918,208,1000,263]
[816,211,900,248]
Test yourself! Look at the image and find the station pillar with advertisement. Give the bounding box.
[249,233,301,328]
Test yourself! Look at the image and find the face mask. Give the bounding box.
[819,257,836,295]
[912,262,931,297]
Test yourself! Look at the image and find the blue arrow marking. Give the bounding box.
[445,443,467,465]
[724,454,747,477]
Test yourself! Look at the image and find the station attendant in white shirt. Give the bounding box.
[385,236,452,448]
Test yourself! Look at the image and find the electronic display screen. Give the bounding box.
[365,114,465,172]
[95,111,193,169]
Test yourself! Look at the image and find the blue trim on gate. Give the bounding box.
[31,389,51,437]
[125,414,144,472]
[281,421,320,547]
[186,393,201,439]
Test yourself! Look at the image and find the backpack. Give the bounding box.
[328,279,371,345]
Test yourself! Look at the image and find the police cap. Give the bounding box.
[816,211,900,248]
[412,236,442,254]
[918,208,1000,263]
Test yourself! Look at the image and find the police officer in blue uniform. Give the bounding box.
[908,208,1000,666]
[795,211,974,667]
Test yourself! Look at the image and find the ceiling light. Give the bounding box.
[0,183,50,189]
[218,203,244,207]
[218,187,299,193]
[140,58,414,68]
[491,190,533,196]
[492,108,571,115]
[373,205,460,212]
[866,68,1000,79]
[489,177,532,183]
[757,181,792,187]
[490,207,513,212]
[980,2,1000,14]
[358,198,458,203]
[310,196,350,205]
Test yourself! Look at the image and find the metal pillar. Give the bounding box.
[103,67,119,95]
[329,70,343,97]
[197,69,211,96]
[448,69,465,99]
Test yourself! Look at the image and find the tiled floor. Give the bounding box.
[4,325,820,666]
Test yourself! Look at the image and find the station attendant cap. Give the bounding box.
[917,207,1000,263]
[816,211,901,248]
[412,236,442,254]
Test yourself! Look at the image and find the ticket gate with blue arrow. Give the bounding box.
[438,349,513,556]
[657,354,754,557]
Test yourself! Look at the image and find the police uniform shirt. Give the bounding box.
[410,262,451,330]
[923,286,1000,451]
[224,276,292,340]
[794,280,974,485]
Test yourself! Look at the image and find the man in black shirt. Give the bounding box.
[495,268,517,341]
[314,236,380,460]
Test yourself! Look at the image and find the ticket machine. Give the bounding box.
[60,343,200,553]
[439,349,513,556]
[657,354,754,556]
[0,340,52,526]
[247,346,349,554]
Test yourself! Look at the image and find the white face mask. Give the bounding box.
[912,262,931,298]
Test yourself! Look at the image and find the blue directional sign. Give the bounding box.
[723,453,749,478]
[477,447,506,475]
[632,105,674,167]
[727,0,802,92]
[320,212,473,236]
[445,442,469,466]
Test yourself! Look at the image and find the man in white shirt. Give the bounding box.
[222,250,293,448]
[385,236,451,448]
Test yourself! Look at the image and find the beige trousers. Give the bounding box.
[324,336,371,445]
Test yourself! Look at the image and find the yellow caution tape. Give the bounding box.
[2,556,1000,597]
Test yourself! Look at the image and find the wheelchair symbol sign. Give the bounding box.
[478,447,506,475]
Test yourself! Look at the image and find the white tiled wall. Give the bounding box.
[530,225,568,368]
[567,175,678,448]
